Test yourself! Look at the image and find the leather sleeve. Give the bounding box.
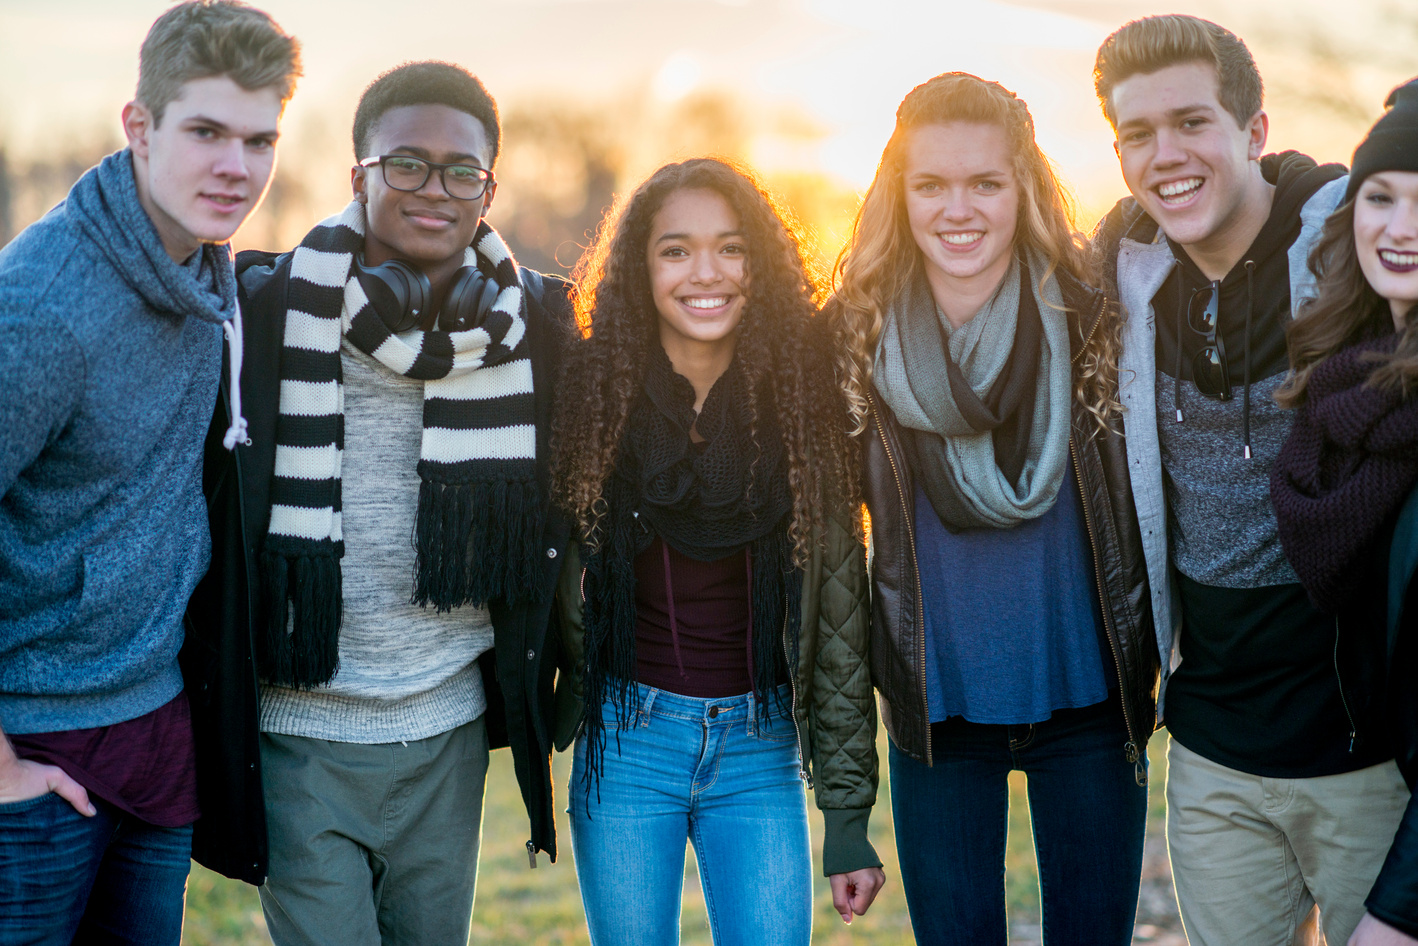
[1367,789,1418,937]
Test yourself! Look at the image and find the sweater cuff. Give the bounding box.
[821,807,882,877]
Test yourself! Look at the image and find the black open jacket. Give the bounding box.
[862,275,1160,780]
[182,250,575,884]
[1367,488,1418,936]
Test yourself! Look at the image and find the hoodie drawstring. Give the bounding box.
[662,540,687,683]
[659,540,757,691]
[1242,260,1255,460]
[221,298,249,451]
[1174,261,1185,423]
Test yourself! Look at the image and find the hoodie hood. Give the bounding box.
[66,149,236,325]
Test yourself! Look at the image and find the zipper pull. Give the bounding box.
[526,840,538,869]
[1125,742,1148,787]
[1349,731,1357,753]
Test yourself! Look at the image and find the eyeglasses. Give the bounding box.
[1187,281,1233,401]
[358,155,494,201]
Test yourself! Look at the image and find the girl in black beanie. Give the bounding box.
[1271,76,1418,945]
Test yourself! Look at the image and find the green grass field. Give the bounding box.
[181,729,1177,945]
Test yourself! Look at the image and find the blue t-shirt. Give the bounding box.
[915,464,1109,725]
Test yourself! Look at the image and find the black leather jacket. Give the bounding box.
[863,277,1160,781]
[182,250,576,884]
[1366,488,1418,936]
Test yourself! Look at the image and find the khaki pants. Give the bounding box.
[1165,736,1408,946]
[258,717,489,946]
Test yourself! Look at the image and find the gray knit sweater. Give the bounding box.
[259,340,494,744]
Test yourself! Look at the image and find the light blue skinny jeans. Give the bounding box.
[569,683,812,946]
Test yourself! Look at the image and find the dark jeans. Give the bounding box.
[890,698,1148,946]
[0,792,191,946]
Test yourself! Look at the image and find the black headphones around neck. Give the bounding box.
[353,256,503,334]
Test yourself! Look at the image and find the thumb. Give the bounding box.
[829,873,853,924]
[49,770,95,817]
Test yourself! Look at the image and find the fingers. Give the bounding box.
[848,867,887,916]
[829,868,888,924]
[46,768,95,817]
[829,873,853,924]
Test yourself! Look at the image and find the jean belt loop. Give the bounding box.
[639,686,659,727]
[746,688,758,737]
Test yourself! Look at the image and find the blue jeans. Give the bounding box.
[569,684,812,946]
[890,698,1147,946]
[0,792,192,946]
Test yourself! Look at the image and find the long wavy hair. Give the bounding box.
[1277,198,1418,406]
[827,72,1118,435]
[551,158,858,562]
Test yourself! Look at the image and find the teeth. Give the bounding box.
[1381,249,1418,266]
[1158,178,1203,201]
[941,232,982,245]
[684,296,729,309]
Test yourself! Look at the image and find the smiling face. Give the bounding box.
[353,103,495,275]
[124,75,284,262]
[1354,171,1418,329]
[1111,61,1271,275]
[646,187,749,365]
[902,121,1019,320]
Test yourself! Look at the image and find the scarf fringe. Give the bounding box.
[412,476,545,610]
[258,549,342,689]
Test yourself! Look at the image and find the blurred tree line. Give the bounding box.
[0,89,861,284]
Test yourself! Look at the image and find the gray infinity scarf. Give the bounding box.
[874,251,1071,530]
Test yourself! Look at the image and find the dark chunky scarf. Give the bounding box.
[259,202,542,689]
[580,344,799,778]
[1272,332,1418,613]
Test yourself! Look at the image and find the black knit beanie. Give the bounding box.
[1345,77,1418,203]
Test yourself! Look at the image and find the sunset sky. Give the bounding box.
[0,0,1410,228]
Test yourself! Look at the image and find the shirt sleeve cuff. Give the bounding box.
[821,806,882,877]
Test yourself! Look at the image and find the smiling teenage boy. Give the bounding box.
[1091,15,1409,945]
[0,1,299,941]
[183,61,575,944]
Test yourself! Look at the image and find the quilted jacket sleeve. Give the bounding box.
[809,507,882,876]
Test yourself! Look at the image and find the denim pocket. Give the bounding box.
[0,792,62,815]
[753,710,799,743]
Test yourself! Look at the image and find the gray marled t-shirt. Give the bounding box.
[1155,370,1299,587]
[260,340,494,743]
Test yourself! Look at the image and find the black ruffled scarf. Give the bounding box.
[580,343,800,780]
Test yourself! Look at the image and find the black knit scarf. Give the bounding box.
[580,343,799,779]
[1272,331,1418,612]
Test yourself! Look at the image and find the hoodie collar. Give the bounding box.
[66,148,236,325]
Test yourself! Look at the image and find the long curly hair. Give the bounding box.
[827,72,1119,435]
[552,158,858,562]
[1276,197,1418,407]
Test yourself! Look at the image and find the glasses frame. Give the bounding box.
[358,154,495,201]
[1186,281,1234,401]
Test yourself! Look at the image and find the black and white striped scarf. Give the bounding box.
[260,202,541,688]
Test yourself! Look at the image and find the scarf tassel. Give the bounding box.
[258,549,343,689]
[412,477,545,611]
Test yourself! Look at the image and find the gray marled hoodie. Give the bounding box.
[0,149,234,733]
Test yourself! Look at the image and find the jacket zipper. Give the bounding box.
[782,590,811,786]
[1071,288,1107,367]
[1333,617,1357,752]
[869,393,930,765]
[1069,434,1146,787]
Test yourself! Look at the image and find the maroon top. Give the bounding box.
[9,692,200,828]
[635,538,755,698]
